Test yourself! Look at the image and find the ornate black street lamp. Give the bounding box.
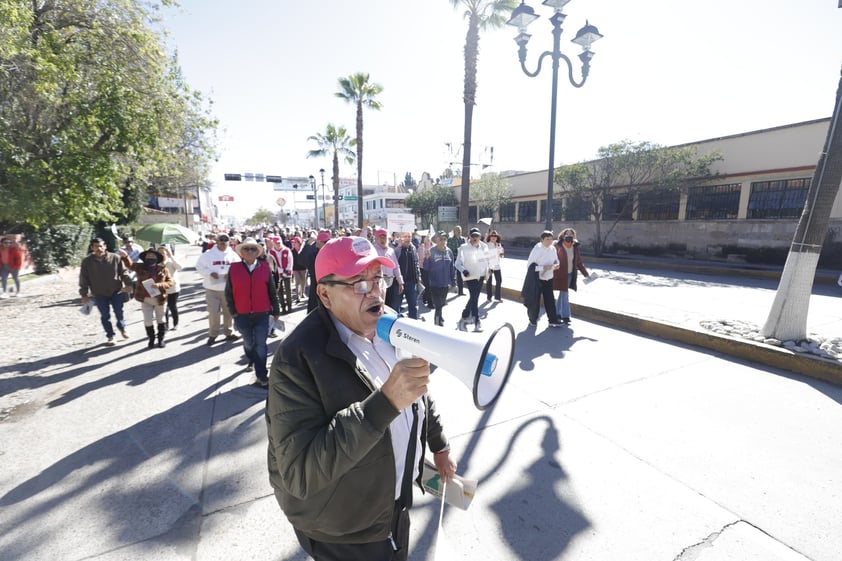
[309,174,318,229]
[507,0,603,231]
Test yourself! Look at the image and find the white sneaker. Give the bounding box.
[0,292,8,299]
[474,322,483,333]
[457,319,467,331]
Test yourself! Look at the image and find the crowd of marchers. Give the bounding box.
[72,222,592,560]
[76,223,588,385]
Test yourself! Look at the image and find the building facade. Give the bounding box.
[468,118,842,261]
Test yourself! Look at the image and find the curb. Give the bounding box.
[500,286,842,387]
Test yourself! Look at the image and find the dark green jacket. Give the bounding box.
[266,305,449,543]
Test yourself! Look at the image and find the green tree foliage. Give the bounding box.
[405,184,459,228]
[555,140,721,255]
[0,0,218,231]
[246,208,274,227]
[449,0,518,230]
[307,123,356,230]
[470,172,512,220]
[335,72,383,229]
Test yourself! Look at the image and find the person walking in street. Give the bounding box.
[78,238,132,346]
[306,231,332,313]
[553,228,590,325]
[394,232,421,319]
[417,233,433,308]
[121,237,141,262]
[526,230,563,328]
[423,231,456,327]
[269,236,294,315]
[455,227,489,332]
[373,227,403,311]
[447,226,467,296]
[266,235,456,561]
[157,245,183,331]
[122,248,173,349]
[484,230,504,303]
[0,237,24,298]
[225,238,280,385]
[291,236,309,305]
[195,233,241,345]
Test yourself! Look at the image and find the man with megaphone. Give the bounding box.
[266,236,457,561]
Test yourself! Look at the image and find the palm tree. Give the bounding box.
[335,73,383,228]
[450,0,518,230]
[306,124,356,230]
[761,64,842,341]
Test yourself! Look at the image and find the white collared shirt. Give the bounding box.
[330,314,426,500]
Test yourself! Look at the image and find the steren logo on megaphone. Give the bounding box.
[393,328,421,345]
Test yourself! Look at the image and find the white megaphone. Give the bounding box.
[376,313,515,410]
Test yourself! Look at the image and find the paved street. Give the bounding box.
[1,243,841,561]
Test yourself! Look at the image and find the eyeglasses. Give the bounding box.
[321,275,394,295]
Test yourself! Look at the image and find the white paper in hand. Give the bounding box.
[433,477,460,561]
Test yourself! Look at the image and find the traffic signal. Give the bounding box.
[266,175,283,183]
[224,173,242,181]
[306,195,315,200]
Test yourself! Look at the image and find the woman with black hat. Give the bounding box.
[121,248,173,348]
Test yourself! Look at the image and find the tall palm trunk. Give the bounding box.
[761,64,842,341]
[333,152,340,229]
[356,102,364,228]
[459,15,480,230]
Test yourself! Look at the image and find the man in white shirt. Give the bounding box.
[525,230,563,328]
[195,233,241,345]
[455,227,489,332]
[266,236,456,561]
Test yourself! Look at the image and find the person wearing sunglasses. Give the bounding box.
[225,238,280,386]
[553,228,590,325]
[266,236,456,561]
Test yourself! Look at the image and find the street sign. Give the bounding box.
[344,196,358,201]
[306,195,315,200]
[219,195,235,202]
[224,173,242,181]
[438,206,458,222]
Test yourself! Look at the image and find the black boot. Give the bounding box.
[156,323,166,348]
[145,325,155,349]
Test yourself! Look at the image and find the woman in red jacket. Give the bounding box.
[0,237,24,298]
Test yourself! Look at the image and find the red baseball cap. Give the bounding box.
[374,228,388,237]
[317,231,331,242]
[315,237,395,282]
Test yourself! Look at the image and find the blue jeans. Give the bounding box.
[94,291,126,338]
[556,273,574,319]
[234,313,270,381]
[392,280,418,319]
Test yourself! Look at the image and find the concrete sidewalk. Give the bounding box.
[494,253,842,385]
[1,243,841,561]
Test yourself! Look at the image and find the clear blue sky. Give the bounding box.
[161,0,842,218]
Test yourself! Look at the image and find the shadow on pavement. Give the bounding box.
[45,342,230,408]
[0,374,265,561]
[413,411,590,560]
[514,324,597,372]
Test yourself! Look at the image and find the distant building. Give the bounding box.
[464,118,842,261]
